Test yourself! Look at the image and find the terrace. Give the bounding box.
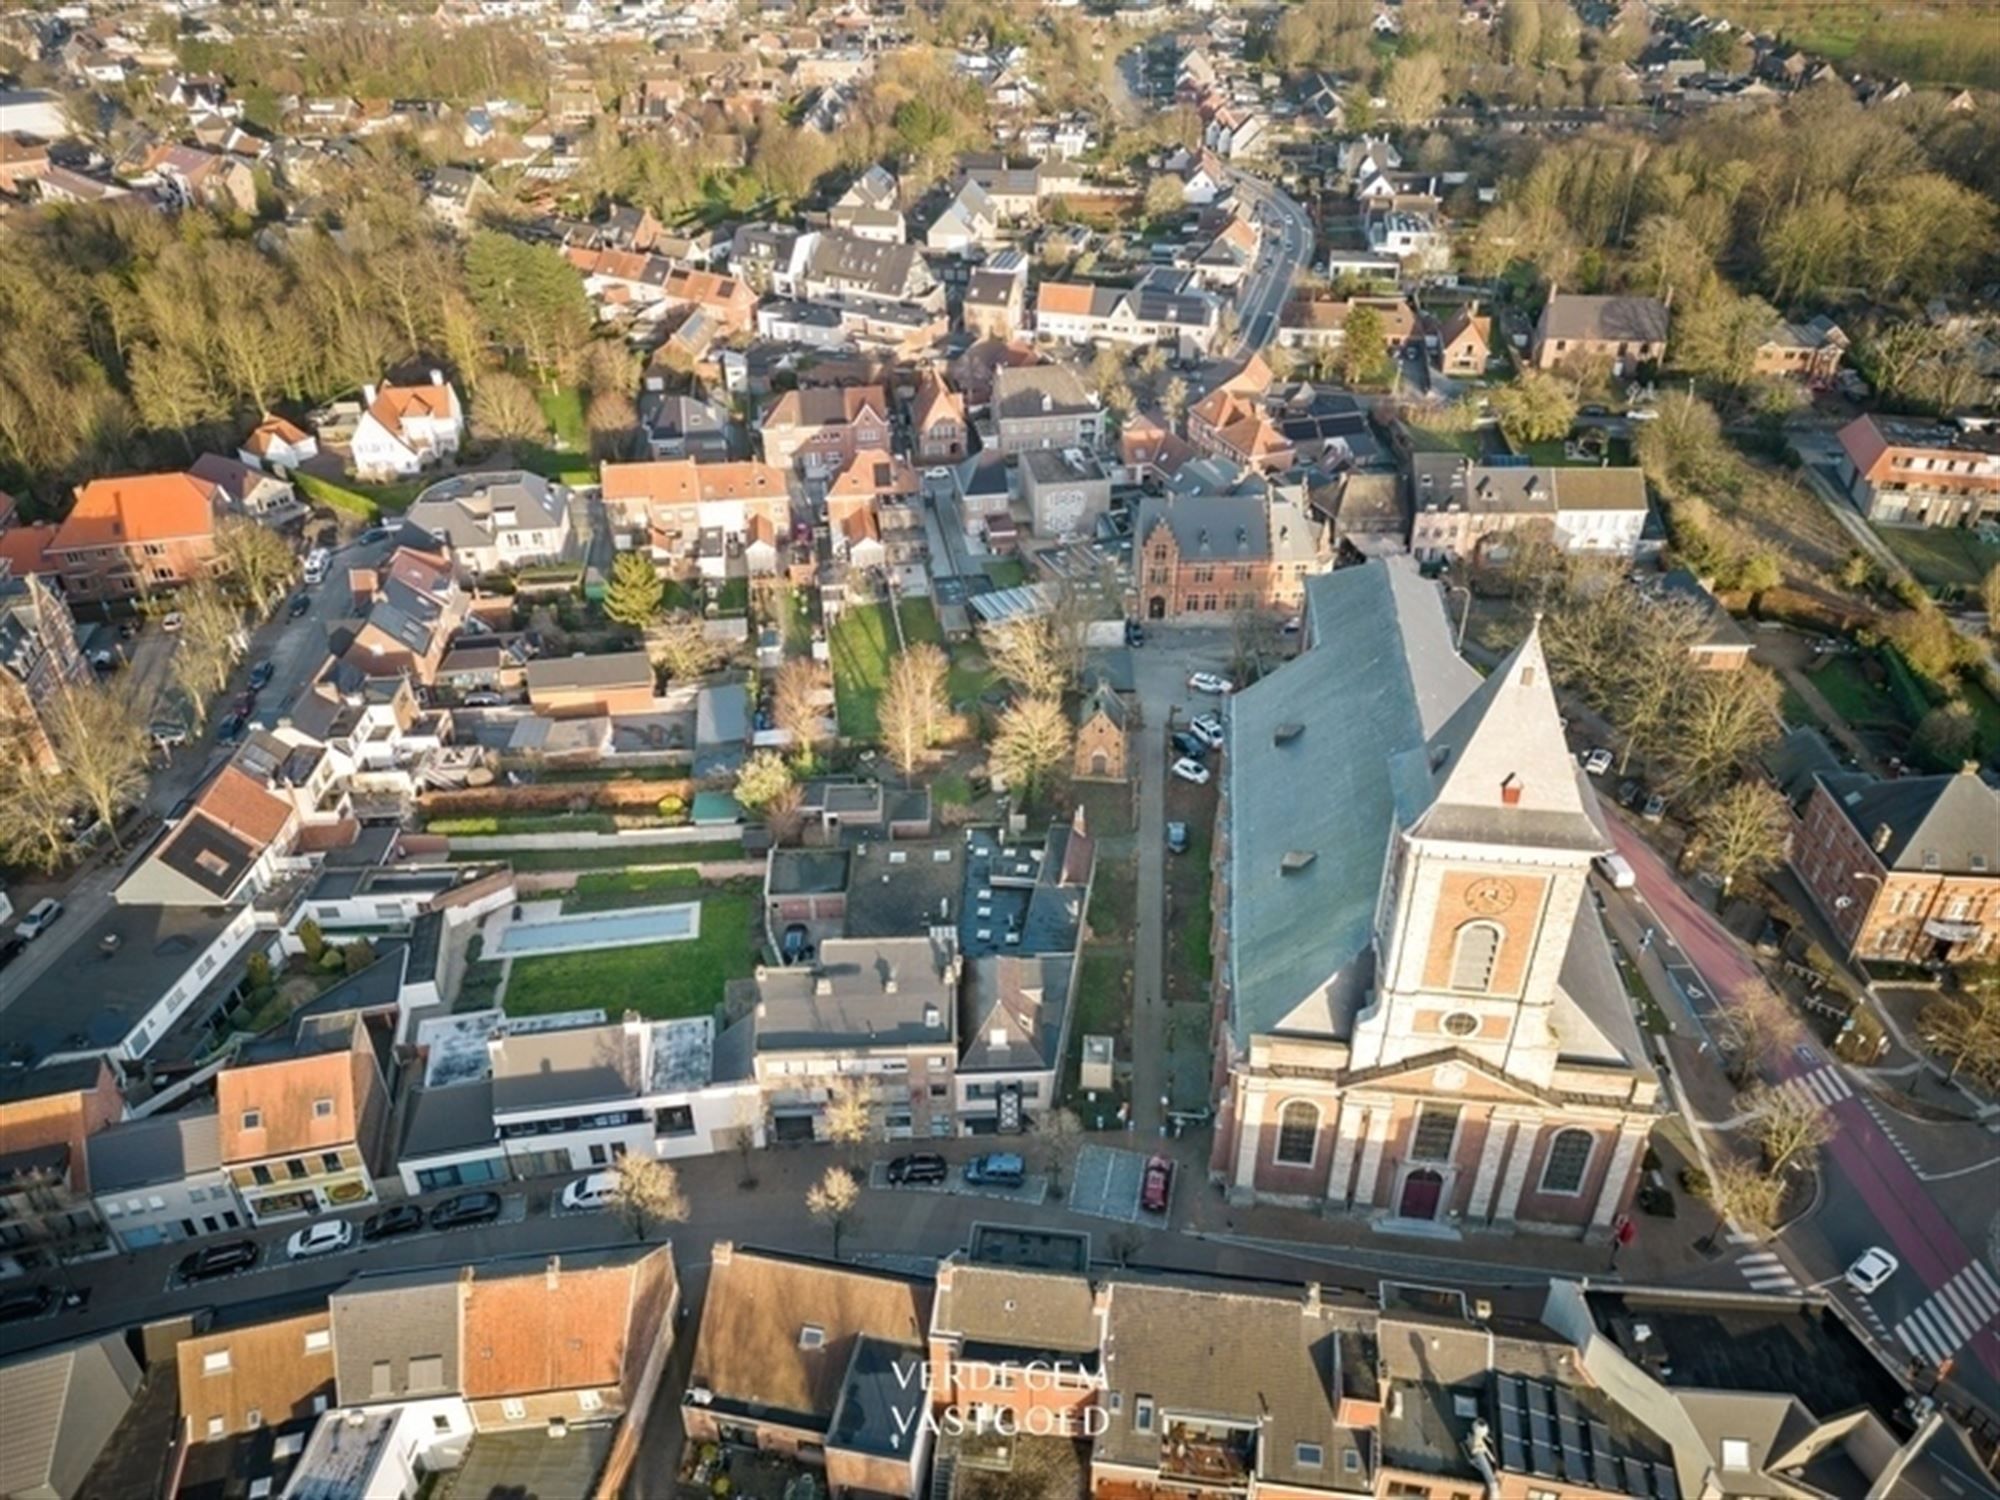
[1159,1416,1258,1488]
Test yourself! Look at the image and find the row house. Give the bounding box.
[909,369,968,465]
[1407,457,1652,565]
[991,364,1102,454]
[216,1016,391,1224]
[760,385,893,478]
[828,451,924,571]
[116,763,301,910]
[45,469,220,602]
[1275,295,1421,358]
[336,546,468,687]
[1790,767,1998,966]
[349,372,466,481]
[1834,413,2000,529]
[0,1057,124,1275]
[601,457,793,569]
[1187,354,1295,474]
[962,254,1028,342]
[87,1107,243,1251]
[1034,268,1222,361]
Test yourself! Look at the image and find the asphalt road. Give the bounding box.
[1226,171,1312,358]
[1607,817,2000,1410]
[0,533,395,1014]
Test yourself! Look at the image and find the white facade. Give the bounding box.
[44,906,261,1066]
[96,1170,244,1251]
[282,1400,475,1500]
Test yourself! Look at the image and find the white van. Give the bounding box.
[302,547,330,586]
[1594,853,1637,890]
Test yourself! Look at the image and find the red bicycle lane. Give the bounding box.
[1609,820,2000,1382]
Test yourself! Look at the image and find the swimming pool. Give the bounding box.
[497,902,701,957]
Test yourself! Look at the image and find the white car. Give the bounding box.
[1188,714,1225,750]
[560,1171,617,1212]
[1187,672,1233,696]
[285,1218,354,1261]
[160,611,185,633]
[923,466,952,481]
[1845,1247,1898,1295]
[1582,748,1614,776]
[15,898,62,939]
[1170,756,1211,785]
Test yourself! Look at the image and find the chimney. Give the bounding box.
[1500,774,1523,806]
[815,974,833,996]
[430,367,445,385]
[1872,824,1892,853]
[362,382,378,407]
[712,1241,734,1266]
[546,1255,561,1290]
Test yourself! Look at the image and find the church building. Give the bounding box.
[1207,558,1658,1238]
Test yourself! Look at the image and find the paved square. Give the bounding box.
[1068,1145,1151,1223]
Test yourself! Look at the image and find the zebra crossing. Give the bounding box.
[1775,1065,1853,1111]
[1892,1262,2000,1367]
[1735,1249,1802,1294]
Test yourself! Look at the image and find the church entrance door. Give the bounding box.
[1398,1168,1444,1221]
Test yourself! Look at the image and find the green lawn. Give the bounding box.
[565,867,708,911]
[985,558,1029,589]
[1805,656,1907,727]
[1178,829,1213,981]
[1062,945,1133,1125]
[296,472,380,520]
[830,603,896,738]
[1873,525,2000,594]
[429,811,617,836]
[1086,854,1136,943]
[502,890,758,1019]
[1405,424,1482,458]
[898,597,945,645]
[538,386,587,450]
[450,842,747,872]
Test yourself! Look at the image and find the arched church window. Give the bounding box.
[1274,1100,1319,1165]
[1449,923,1502,993]
[1539,1128,1595,1195]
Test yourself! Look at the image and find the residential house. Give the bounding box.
[0,1057,124,1273]
[681,1243,932,1497]
[1790,768,1998,966]
[1193,215,1260,290]
[1210,562,1658,1237]
[1833,414,2000,529]
[1407,456,1651,565]
[176,1308,335,1447]
[962,251,1028,342]
[188,452,295,519]
[1020,447,1112,538]
[348,373,466,481]
[88,1107,241,1252]
[116,762,299,908]
[1653,568,1752,672]
[424,165,494,231]
[1034,269,1221,360]
[1752,314,1847,383]
[46,470,219,602]
[1275,295,1420,359]
[910,370,968,466]
[216,1017,391,1223]
[1435,303,1492,376]
[1367,209,1448,271]
[140,142,255,213]
[752,936,962,1140]
[925,179,998,255]
[1531,291,1670,374]
[601,458,792,570]
[407,470,574,579]
[797,230,942,312]
[0,131,51,197]
[1072,677,1128,782]
[0,1335,143,1500]
[335,546,467,687]
[760,385,892,477]
[828,451,921,571]
[0,571,89,771]
[238,415,319,472]
[638,390,738,461]
[954,952,1082,1135]
[992,364,1103,454]
[524,651,656,718]
[1187,355,1295,474]
[926,1257,1101,1432]
[830,163,904,243]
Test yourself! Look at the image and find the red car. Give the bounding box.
[1140,1155,1173,1214]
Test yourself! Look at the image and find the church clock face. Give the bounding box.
[1464,878,1516,916]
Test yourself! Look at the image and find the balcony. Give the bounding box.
[1158,1419,1256,1490]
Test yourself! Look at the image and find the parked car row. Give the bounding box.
[884,1151,1027,1189]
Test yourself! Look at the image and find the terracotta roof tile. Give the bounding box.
[462,1251,672,1400]
[195,765,293,849]
[55,472,218,552]
[217,1026,366,1162]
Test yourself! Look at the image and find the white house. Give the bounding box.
[236,415,320,473]
[348,371,465,481]
[406,470,574,578]
[88,1109,246,1252]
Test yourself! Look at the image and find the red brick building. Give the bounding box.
[759,385,892,478]
[1790,768,1999,966]
[47,471,220,602]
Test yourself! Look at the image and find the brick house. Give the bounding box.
[827,451,922,569]
[1531,292,1669,374]
[47,470,220,601]
[910,370,967,466]
[524,651,657,718]
[1833,414,2000,529]
[1751,315,1847,384]
[759,385,892,478]
[1073,677,1129,782]
[601,458,792,569]
[1435,303,1491,375]
[216,1019,390,1224]
[1133,488,1325,621]
[1789,768,1999,966]
[991,364,1102,455]
[0,571,90,770]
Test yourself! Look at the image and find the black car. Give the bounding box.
[1124,618,1146,647]
[288,593,312,619]
[429,1191,503,1230]
[1616,779,1642,809]
[249,661,274,690]
[887,1153,949,1185]
[1171,730,1207,760]
[178,1240,259,1282]
[362,1205,426,1241]
[358,526,390,546]
[216,712,248,745]
[0,1285,53,1323]
[0,935,25,972]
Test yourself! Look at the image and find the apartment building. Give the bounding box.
[1407,456,1651,564]
[760,385,893,477]
[992,364,1103,454]
[45,470,219,601]
[1034,268,1221,360]
[1835,413,2000,528]
[0,571,88,770]
[601,457,793,566]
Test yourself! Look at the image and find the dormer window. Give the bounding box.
[241,1110,261,1130]
[799,1325,826,1349]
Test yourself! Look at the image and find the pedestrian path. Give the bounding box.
[1892,1261,2000,1367]
[1734,1248,1802,1294]
[1776,1065,1853,1111]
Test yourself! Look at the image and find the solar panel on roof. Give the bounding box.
[1552,1386,1589,1485]
[1621,1456,1651,1497]
[1497,1377,1529,1473]
[1589,1421,1621,1493]
[1526,1380,1557,1476]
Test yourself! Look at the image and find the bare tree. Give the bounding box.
[646,611,717,682]
[168,579,244,728]
[991,695,1073,807]
[1693,781,1791,894]
[1030,1107,1085,1198]
[729,1094,764,1188]
[1694,1151,1785,1251]
[821,1074,875,1156]
[879,643,951,779]
[1918,981,2000,1089]
[43,681,150,852]
[471,369,547,445]
[0,733,78,872]
[1661,668,1782,800]
[1741,1083,1837,1177]
[1714,979,1805,1089]
[213,517,296,614]
[985,614,1073,701]
[608,1153,689,1243]
[764,781,806,846]
[772,658,830,763]
[807,1164,861,1260]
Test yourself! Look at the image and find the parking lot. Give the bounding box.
[1067,1145,1161,1224]
[865,1160,1050,1207]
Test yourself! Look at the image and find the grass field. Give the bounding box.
[985,558,1029,589]
[1086,854,1136,943]
[449,843,746,872]
[502,889,757,1019]
[1405,424,1481,458]
[1873,525,2000,594]
[828,597,949,738]
[565,867,707,910]
[1805,656,1906,727]
[429,811,618,836]
[538,386,587,450]
[1063,946,1132,1126]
